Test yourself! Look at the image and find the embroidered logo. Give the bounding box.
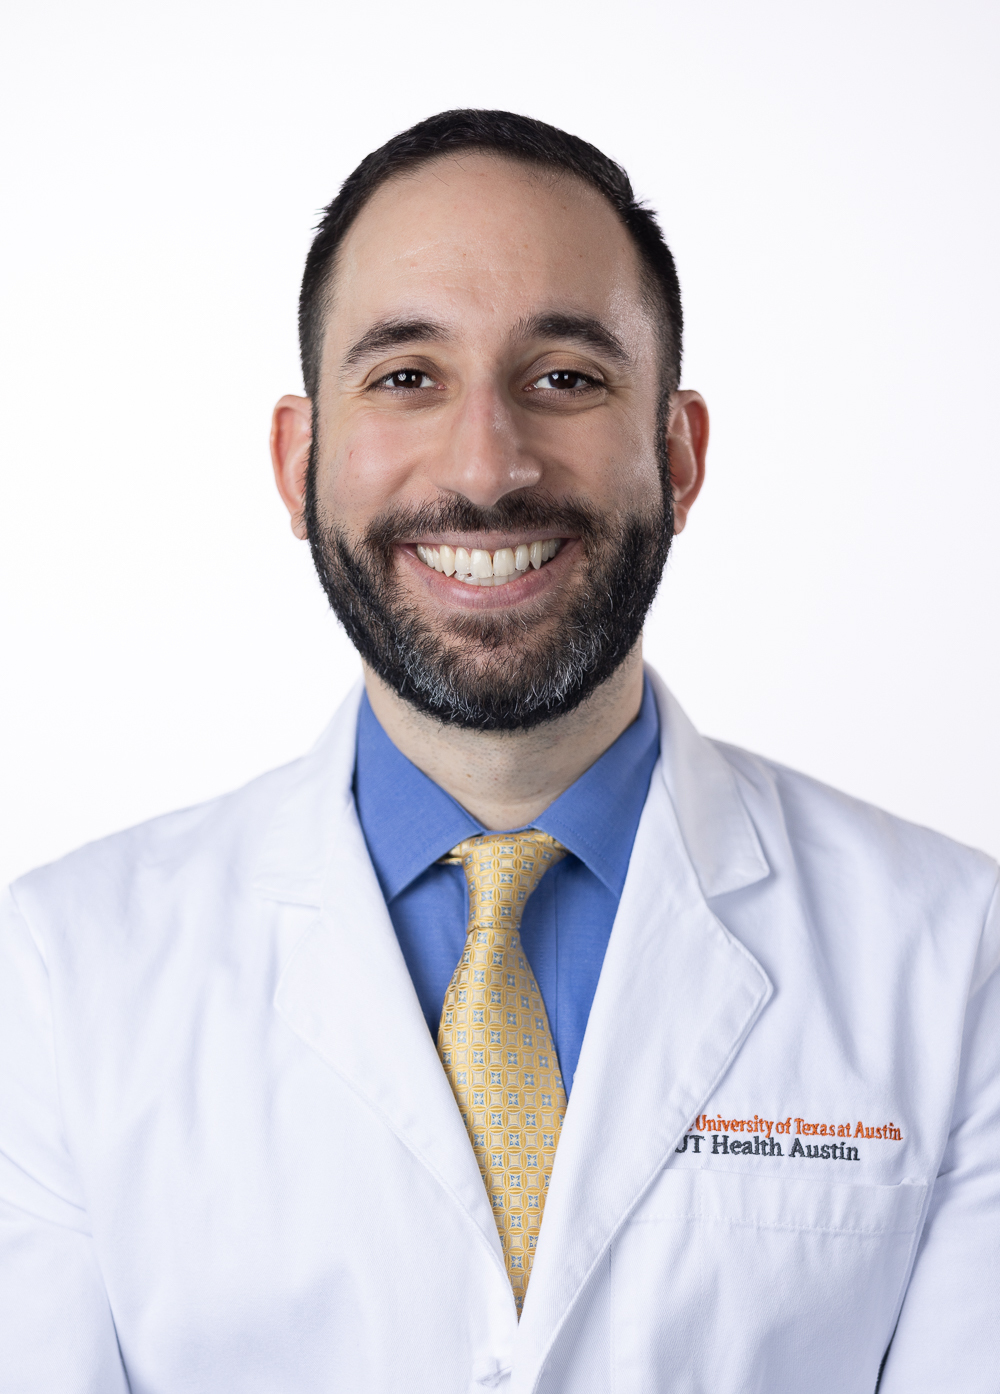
[674,1112,905,1162]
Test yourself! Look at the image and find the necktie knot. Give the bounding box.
[442,830,568,935]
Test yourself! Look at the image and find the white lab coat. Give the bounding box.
[1,668,997,1393]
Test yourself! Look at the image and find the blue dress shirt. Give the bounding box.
[353,678,660,1092]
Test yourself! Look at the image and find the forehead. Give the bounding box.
[325,153,649,351]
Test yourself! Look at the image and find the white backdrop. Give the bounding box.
[2,0,998,888]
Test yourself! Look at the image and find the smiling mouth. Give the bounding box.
[414,539,564,587]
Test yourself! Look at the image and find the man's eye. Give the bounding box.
[529,370,596,392]
[377,369,436,390]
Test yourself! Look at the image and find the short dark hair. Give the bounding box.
[298,109,683,401]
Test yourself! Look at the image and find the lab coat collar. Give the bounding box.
[511,737,773,1388]
[508,671,771,1387]
[251,681,364,907]
[645,665,770,897]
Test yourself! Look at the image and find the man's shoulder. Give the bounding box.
[9,688,363,934]
[711,736,999,908]
[9,749,317,926]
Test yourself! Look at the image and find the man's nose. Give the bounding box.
[433,383,542,508]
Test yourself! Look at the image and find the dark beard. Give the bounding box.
[304,450,672,732]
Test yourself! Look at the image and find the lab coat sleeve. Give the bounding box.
[880,872,1000,1392]
[0,889,129,1392]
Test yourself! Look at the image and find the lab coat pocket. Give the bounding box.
[610,1167,927,1393]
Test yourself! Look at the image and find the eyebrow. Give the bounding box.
[512,312,632,367]
[341,318,452,371]
[340,310,632,374]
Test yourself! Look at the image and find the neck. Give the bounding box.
[362,646,645,831]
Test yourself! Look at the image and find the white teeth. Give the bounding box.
[493,547,515,577]
[416,538,562,584]
[470,549,493,579]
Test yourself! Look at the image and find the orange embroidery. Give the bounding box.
[692,1113,904,1142]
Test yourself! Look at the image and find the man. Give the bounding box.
[1,110,997,1393]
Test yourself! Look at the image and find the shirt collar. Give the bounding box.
[353,676,660,902]
[353,694,481,903]
[533,675,659,896]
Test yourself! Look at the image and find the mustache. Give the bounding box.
[361,491,608,554]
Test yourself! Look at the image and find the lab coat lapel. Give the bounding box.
[264,685,508,1278]
[513,671,773,1389]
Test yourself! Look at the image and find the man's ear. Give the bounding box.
[665,390,709,534]
[270,395,313,539]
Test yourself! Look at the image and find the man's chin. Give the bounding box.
[307,502,670,731]
[378,608,619,732]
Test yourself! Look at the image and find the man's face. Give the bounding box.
[304,154,673,729]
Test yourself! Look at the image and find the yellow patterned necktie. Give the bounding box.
[437,830,569,1315]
